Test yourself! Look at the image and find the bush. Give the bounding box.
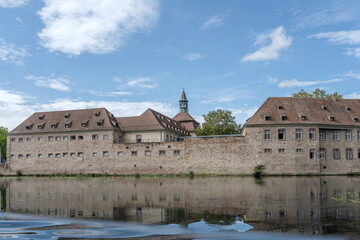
[253,165,265,178]
[16,170,22,177]
[135,173,140,179]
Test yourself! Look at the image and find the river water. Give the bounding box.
[0,176,359,239]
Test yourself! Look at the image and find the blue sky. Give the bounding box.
[1,0,360,130]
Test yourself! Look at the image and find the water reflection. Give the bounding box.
[1,176,360,237]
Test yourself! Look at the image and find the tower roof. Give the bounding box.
[180,88,188,102]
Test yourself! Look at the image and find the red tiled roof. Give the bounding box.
[173,112,200,131]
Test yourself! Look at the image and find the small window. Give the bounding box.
[278,106,283,110]
[70,135,76,140]
[11,138,15,142]
[70,153,75,157]
[55,136,61,141]
[358,131,360,141]
[174,150,180,155]
[309,129,316,140]
[48,153,53,158]
[358,149,360,159]
[281,116,288,121]
[39,115,45,120]
[301,116,307,121]
[18,154,23,158]
[103,151,109,156]
[38,137,43,142]
[10,154,15,159]
[296,129,302,140]
[296,149,303,153]
[346,130,351,141]
[319,148,326,159]
[18,138,23,142]
[65,123,70,128]
[51,123,58,129]
[78,152,83,157]
[97,120,104,126]
[264,130,271,140]
[81,121,88,127]
[136,135,142,143]
[117,151,124,156]
[92,134,98,140]
[278,129,285,140]
[93,152,98,157]
[25,124,33,130]
[319,130,325,140]
[264,149,272,154]
[26,154,31,159]
[329,116,335,122]
[103,135,109,140]
[95,111,101,117]
[63,153,68,158]
[38,154,43,159]
[55,153,60,158]
[78,135,83,140]
[63,136,68,141]
[346,149,353,160]
[159,150,166,156]
[354,118,359,123]
[48,136,54,142]
[279,148,285,154]
[145,150,151,156]
[26,137,31,142]
[265,116,271,121]
[333,130,339,140]
[323,106,327,110]
[333,149,340,159]
[309,149,316,159]
[64,113,70,119]
[347,107,351,112]
[131,151,137,156]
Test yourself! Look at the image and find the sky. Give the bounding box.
[1,0,360,130]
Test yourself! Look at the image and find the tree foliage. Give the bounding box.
[195,109,242,136]
[292,88,342,99]
[0,126,7,161]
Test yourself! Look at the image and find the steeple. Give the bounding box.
[179,88,188,113]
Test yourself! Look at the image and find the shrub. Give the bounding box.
[135,173,140,179]
[16,170,22,177]
[253,165,265,178]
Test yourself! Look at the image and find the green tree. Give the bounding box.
[195,109,242,136]
[0,127,8,161]
[292,88,342,99]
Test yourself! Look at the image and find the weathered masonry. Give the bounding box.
[4,96,360,176]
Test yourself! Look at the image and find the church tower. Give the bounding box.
[179,88,188,113]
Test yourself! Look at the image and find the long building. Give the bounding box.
[4,95,360,175]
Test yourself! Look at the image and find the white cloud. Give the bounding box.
[278,78,343,88]
[344,47,360,58]
[309,30,360,45]
[89,90,132,97]
[268,77,278,84]
[201,97,235,104]
[126,77,157,89]
[25,75,71,92]
[16,17,23,25]
[0,39,30,65]
[344,71,360,79]
[183,53,203,61]
[344,92,360,99]
[200,15,225,30]
[0,0,28,8]
[242,26,292,62]
[215,107,258,125]
[38,0,159,55]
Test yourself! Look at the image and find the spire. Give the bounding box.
[179,88,188,113]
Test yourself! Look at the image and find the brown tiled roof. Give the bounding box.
[173,112,200,131]
[9,108,122,134]
[245,97,360,126]
[117,108,189,135]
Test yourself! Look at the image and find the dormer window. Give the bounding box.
[97,119,104,126]
[81,121,89,128]
[51,122,58,129]
[347,107,351,112]
[37,123,45,129]
[265,116,271,121]
[39,115,45,120]
[95,111,101,117]
[25,124,33,130]
[322,106,327,110]
[278,106,283,110]
[301,116,307,121]
[281,116,288,121]
[65,121,72,128]
[354,118,358,123]
[64,113,70,119]
[329,116,335,122]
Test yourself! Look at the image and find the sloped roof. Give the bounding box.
[9,108,122,134]
[173,112,200,131]
[245,97,360,126]
[180,89,188,102]
[117,108,189,135]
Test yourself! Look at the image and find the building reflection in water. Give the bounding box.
[1,176,360,236]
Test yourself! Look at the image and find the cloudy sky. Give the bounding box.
[1,0,360,130]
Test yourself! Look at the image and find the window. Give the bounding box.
[78,135,83,140]
[323,106,327,110]
[301,116,307,121]
[48,153,53,158]
[95,111,101,117]
[145,151,151,156]
[92,134,98,140]
[48,136,54,142]
[296,129,302,140]
[11,138,15,142]
[78,152,83,157]
[81,122,87,127]
[159,150,166,156]
[131,151,137,156]
[65,123,70,128]
[264,130,271,140]
[264,149,272,154]
[358,149,360,159]
[279,148,285,154]
[10,154,15,159]
[38,137,43,142]
[346,130,351,141]
[63,136,68,141]
[117,151,124,156]
[319,130,325,140]
[296,149,303,153]
[309,149,316,159]
[103,151,109,156]
[63,153,68,158]
[333,130,339,140]
[64,113,70,119]
[39,115,45,120]
[26,137,31,142]
[319,148,326,159]
[174,150,180,155]
[55,153,60,158]
[18,138,23,142]
[26,154,31,159]
[103,135,109,140]
[70,153,75,157]
[55,136,61,141]
[278,129,285,140]
[358,131,360,141]
[329,116,335,122]
[281,116,288,121]
[333,149,340,159]
[347,107,351,112]
[38,154,43,159]
[25,124,33,130]
[70,135,76,140]
[93,152,98,157]
[97,120,103,126]
[136,135,142,143]
[278,106,283,109]
[354,118,359,123]
[265,116,271,121]
[18,154,23,158]
[309,129,316,140]
[346,149,353,160]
